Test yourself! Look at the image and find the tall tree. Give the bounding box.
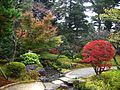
[90,0,115,34]
[101,8,120,69]
[0,0,20,60]
[16,12,57,53]
[52,0,90,53]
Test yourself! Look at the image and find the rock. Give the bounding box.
[38,68,46,76]
[77,78,86,83]
[59,77,73,82]
[52,80,64,85]
[40,77,49,82]
[60,83,69,89]
[59,77,75,85]
[44,82,60,90]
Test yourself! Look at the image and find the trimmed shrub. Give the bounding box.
[5,62,26,78]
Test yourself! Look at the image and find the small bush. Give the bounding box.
[20,52,42,67]
[5,62,26,78]
[85,80,106,90]
[73,80,87,90]
[40,52,58,60]
[102,70,120,90]
[27,70,40,80]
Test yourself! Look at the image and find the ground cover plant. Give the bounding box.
[73,70,120,90]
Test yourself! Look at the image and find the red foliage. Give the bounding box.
[81,40,115,75]
[49,48,59,54]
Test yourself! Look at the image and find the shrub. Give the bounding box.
[5,62,26,78]
[40,52,58,60]
[102,70,120,90]
[81,40,115,76]
[85,80,106,90]
[27,70,40,80]
[73,80,87,90]
[20,52,42,67]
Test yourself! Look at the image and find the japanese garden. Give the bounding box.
[0,0,120,90]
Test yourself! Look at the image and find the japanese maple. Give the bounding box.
[81,40,115,76]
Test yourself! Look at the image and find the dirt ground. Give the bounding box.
[0,76,13,87]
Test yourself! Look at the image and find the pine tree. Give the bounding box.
[0,0,20,59]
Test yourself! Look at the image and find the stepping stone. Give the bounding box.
[77,78,86,83]
[52,80,64,85]
[59,77,76,86]
[60,83,69,89]
[59,77,74,82]
[44,82,60,90]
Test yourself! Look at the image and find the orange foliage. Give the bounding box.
[16,12,57,43]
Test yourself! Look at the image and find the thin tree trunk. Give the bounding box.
[0,67,7,80]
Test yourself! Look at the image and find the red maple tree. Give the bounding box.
[81,40,115,76]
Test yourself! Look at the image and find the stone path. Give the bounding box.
[44,67,96,90]
[65,67,95,79]
[1,82,45,90]
[1,67,117,90]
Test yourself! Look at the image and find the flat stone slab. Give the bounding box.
[44,82,60,90]
[52,80,64,85]
[65,67,95,79]
[65,66,117,79]
[59,77,73,82]
[2,82,45,90]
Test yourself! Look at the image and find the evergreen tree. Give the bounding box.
[53,0,90,53]
[0,0,20,60]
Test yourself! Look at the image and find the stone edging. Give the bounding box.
[0,80,44,90]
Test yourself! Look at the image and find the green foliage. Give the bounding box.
[74,53,83,59]
[102,70,120,90]
[92,0,115,14]
[73,80,87,90]
[15,0,33,12]
[41,52,58,60]
[27,70,40,80]
[0,59,8,64]
[0,0,20,59]
[49,35,63,47]
[5,62,26,78]
[20,52,42,67]
[16,12,57,53]
[101,9,120,22]
[85,80,106,90]
[73,70,120,90]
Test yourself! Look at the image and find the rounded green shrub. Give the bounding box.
[5,62,26,78]
[20,52,42,67]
